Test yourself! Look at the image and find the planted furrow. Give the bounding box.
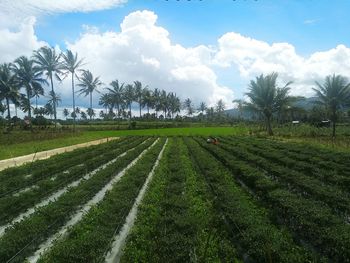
[36,138,166,263]
[228,136,350,172]
[216,138,350,215]
[0,138,156,263]
[196,138,350,261]
[220,136,350,188]
[104,138,168,262]
[122,138,239,262]
[0,137,134,197]
[186,138,316,262]
[0,137,146,227]
[0,137,148,237]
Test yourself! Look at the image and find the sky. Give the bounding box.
[1,0,350,115]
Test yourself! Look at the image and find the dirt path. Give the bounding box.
[0,137,119,172]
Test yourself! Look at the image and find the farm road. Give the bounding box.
[0,137,119,171]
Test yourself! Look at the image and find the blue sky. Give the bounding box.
[36,0,350,55]
[1,0,350,112]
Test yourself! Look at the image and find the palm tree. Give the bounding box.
[63,108,69,120]
[106,80,124,117]
[75,107,81,120]
[184,98,194,116]
[168,92,181,118]
[313,74,350,137]
[0,63,22,121]
[44,103,54,120]
[142,88,153,115]
[153,88,161,117]
[160,90,168,118]
[12,56,47,124]
[62,50,84,130]
[47,91,61,110]
[87,108,95,120]
[245,72,295,136]
[198,101,207,114]
[134,81,146,117]
[99,93,112,114]
[32,84,44,109]
[80,111,87,120]
[215,99,226,118]
[33,46,63,124]
[123,84,135,119]
[77,70,102,120]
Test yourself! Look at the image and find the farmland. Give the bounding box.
[0,136,349,262]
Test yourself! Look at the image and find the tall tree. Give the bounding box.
[184,98,194,116]
[99,93,113,114]
[245,72,295,136]
[77,70,102,120]
[0,63,21,121]
[198,101,207,114]
[123,84,135,119]
[63,108,69,120]
[160,90,169,118]
[62,50,84,130]
[12,56,47,124]
[106,80,124,117]
[168,92,181,118]
[313,74,350,137]
[134,81,146,118]
[215,99,226,117]
[142,88,153,115]
[153,88,161,117]
[33,46,63,124]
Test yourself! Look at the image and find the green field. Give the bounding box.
[0,126,248,160]
[0,136,349,262]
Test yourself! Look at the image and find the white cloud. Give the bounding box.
[0,17,47,63]
[303,19,319,25]
[0,0,127,28]
[67,10,234,107]
[214,32,350,97]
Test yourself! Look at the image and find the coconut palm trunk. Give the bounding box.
[332,111,337,138]
[49,74,57,124]
[139,104,141,118]
[129,103,132,119]
[26,86,32,120]
[266,115,273,136]
[6,98,10,120]
[90,92,93,120]
[72,72,76,130]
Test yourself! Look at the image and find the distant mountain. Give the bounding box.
[225,97,319,118]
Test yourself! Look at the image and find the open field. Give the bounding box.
[0,136,349,262]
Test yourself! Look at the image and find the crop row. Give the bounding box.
[231,136,350,172]
[0,137,135,197]
[186,138,316,262]
[0,138,156,263]
[37,138,167,263]
[219,136,350,191]
[196,138,350,261]
[122,138,239,262]
[0,137,146,227]
[222,136,350,179]
[216,137,350,215]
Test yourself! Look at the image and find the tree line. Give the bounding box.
[0,46,228,129]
